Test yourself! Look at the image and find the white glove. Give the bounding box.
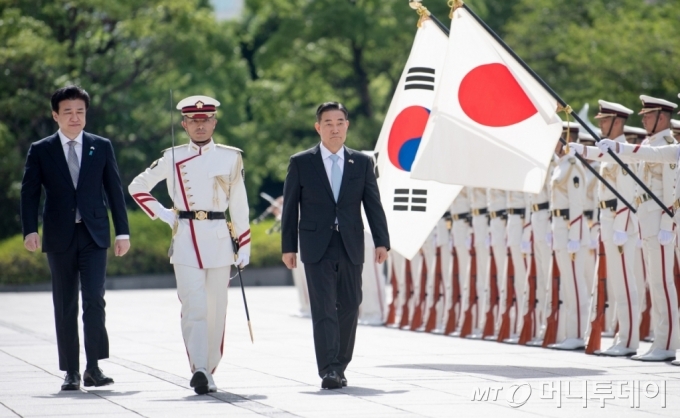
[235,253,250,268]
[568,143,584,155]
[567,240,581,253]
[636,238,643,248]
[545,232,553,247]
[597,138,617,153]
[589,239,598,249]
[658,229,675,246]
[613,230,628,246]
[520,241,532,254]
[158,207,177,228]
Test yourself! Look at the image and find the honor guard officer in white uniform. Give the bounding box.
[128,95,251,393]
[450,189,472,335]
[506,190,530,341]
[548,123,589,350]
[578,133,600,295]
[469,187,490,337]
[523,156,554,344]
[571,100,640,356]
[487,188,508,339]
[595,95,680,361]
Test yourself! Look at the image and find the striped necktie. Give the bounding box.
[67,141,81,222]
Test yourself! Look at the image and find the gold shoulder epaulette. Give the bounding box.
[216,144,243,153]
[664,136,675,144]
[161,144,189,154]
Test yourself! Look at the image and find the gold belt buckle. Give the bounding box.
[472,208,480,216]
[532,204,538,211]
[599,201,607,209]
[195,210,207,220]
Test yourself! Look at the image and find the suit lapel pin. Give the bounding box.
[348,159,354,164]
[89,146,95,156]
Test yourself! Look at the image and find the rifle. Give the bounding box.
[542,254,561,347]
[459,243,477,337]
[482,250,500,338]
[424,248,443,332]
[497,249,515,342]
[444,247,461,334]
[519,250,537,345]
[385,258,399,326]
[399,259,413,329]
[410,255,428,331]
[586,240,608,354]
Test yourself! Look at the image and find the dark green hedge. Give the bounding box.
[0,211,282,285]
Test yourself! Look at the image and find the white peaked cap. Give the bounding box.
[639,95,677,114]
[595,100,634,118]
[176,95,220,118]
[623,125,647,136]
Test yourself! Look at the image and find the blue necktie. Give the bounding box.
[329,154,342,202]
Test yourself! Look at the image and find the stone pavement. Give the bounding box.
[0,287,678,418]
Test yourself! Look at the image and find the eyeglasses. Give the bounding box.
[184,117,215,126]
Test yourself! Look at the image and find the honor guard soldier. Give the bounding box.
[487,188,508,339]
[468,187,491,337]
[128,95,251,393]
[595,95,680,361]
[523,156,555,344]
[506,190,530,342]
[547,123,589,350]
[578,133,600,295]
[571,100,640,356]
[450,189,472,335]
[624,125,648,144]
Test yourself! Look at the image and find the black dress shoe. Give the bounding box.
[341,377,347,387]
[61,371,81,391]
[190,370,209,395]
[321,371,342,389]
[83,368,114,387]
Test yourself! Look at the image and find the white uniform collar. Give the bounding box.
[649,128,673,145]
[189,139,215,154]
[58,129,83,146]
[320,142,345,161]
[613,134,627,143]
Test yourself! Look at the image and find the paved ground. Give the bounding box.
[1,287,678,417]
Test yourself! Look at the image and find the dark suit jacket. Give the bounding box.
[20,132,129,253]
[281,144,389,265]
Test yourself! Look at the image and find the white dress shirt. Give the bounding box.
[319,142,345,185]
[57,130,129,241]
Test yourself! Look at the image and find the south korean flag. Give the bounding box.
[373,18,462,260]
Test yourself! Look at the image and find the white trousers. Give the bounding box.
[174,264,230,374]
[531,211,552,337]
[554,248,589,342]
[388,252,408,325]
[642,237,680,352]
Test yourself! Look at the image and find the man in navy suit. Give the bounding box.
[21,86,130,390]
[281,102,390,389]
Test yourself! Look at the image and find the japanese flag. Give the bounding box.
[373,18,461,260]
[409,7,562,193]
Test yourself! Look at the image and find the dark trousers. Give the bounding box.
[304,230,363,378]
[46,223,109,372]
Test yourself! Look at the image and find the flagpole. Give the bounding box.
[456,3,671,217]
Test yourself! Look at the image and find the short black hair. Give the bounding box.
[51,85,90,112]
[316,102,348,122]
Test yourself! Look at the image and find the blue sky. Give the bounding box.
[209,0,244,20]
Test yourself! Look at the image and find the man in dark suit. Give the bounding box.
[21,86,130,390]
[281,102,390,389]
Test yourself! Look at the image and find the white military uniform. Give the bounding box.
[523,158,554,343]
[578,100,640,356]
[450,190,472,335]
[128,96,251,391]
[506,190,530,341]
[612,119,680,361]
[387,251,408,328]
[487,188,508,338]
[358,230,387,325]
[419,217,449,332]
[582,155,600,296]
[469,187,490,337]
[548,151,589,350]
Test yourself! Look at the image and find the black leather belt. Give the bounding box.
[552,209,569,219]
[452,212,470,221]
[178,210,225,220]
[531,202,549,212]
[471,208,488,216]
[507,208,526,217]
[584,210,594,220]
[489,209,507,219]
[599,198,617,211]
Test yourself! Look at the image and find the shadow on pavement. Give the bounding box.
[149,392,268,402]
[34,390,141,398]
[380,364,607,379]
[300,387,409,396]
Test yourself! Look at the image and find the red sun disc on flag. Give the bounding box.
[458,63,538,127]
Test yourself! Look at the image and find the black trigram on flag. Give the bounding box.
[404,67,435,91]
[393,189,427,212]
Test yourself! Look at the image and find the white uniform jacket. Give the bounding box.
[550,155,587,249]
[129,140,251,269]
